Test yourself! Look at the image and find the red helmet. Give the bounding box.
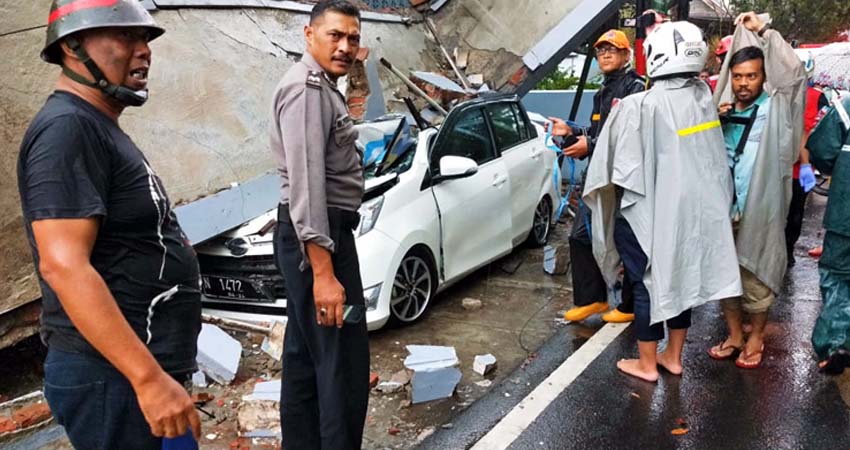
[715,35,733,56]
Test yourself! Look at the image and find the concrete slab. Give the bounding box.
[197,324,242,385]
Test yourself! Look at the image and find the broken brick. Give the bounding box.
[509,66,528,86]
[217,399,226,408]
[12,403,51,428]
[388,426,401,436]
[369,372,380,389]
[192,393,215,404]
[0,416,18,433]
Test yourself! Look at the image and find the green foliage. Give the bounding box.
[535,69,601,91]
[729,0,850,43]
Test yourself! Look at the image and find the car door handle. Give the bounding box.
[492,174,507,187]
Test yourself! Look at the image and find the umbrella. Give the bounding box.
[812,42,850,91]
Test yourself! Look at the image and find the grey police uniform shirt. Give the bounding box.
[270,52,365,270]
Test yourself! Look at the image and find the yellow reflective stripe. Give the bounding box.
[592,114,601,121]
[677,120,721,137]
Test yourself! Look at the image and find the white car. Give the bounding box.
[197,94,560,330]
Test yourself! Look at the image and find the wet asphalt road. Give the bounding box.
[423,195,850,450]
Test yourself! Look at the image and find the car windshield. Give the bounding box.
[360,118,419,179]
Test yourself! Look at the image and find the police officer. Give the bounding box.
[269,1,368,449]
[547,30,646,324]
[18,1,201,448]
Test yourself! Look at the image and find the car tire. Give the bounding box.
[526,197,552,248]
[388,248,436,326]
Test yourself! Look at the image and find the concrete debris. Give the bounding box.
[473,354,498,376]
[236,399,280,439]
[192,371,208,388]
[461,298,483,311]
[370,372,380,389]
[390,369,412,386]
[260,320,286,361]
[236,380,282,439]
[543,244,570,275]
[404,345,462,404]
[454,48,469,70]
[197,324,242,385]
[242,380,281,402]
[376,381,405,394]
[416,426,436,443]
[475,380,493,388]
[467,74,484,86]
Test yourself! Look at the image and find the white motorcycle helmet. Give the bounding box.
[643,21,708,79]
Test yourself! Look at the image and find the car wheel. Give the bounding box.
[526,197,551,248]
[389,250,435,325]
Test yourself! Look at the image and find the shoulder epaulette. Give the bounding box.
[306,70,323,89]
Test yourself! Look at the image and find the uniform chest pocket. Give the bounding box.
[328,115,362,174]
[333,115,359,148]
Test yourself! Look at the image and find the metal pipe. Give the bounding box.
[379,58,449,116]
[424,18,472,90]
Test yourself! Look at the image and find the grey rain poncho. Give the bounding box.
[584,77,743,324]
[713,26,808,294]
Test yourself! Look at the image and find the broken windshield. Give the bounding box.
[360,117,419,179]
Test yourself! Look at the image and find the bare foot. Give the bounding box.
[657,351,683,375]
[617,359,659,382]
[742,323,753,334]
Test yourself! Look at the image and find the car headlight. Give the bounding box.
[357,196,384,237]
[363,283,382,311]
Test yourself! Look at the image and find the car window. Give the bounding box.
[431,108,495,172]
[511,103,533,140]
[486,103,524,152]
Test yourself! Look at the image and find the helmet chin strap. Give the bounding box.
[62,36,149,107]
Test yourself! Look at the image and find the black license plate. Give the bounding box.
[202,275,262,301]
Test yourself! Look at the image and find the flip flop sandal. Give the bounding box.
[735,344,765,369]
[819,350,850,375]
[708,341,742,361]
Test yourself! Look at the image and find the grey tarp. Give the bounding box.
[713,26,808,294]
[583,78,743,324]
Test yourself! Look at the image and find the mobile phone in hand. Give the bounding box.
[343,304,366,324]
[561,135,579,149]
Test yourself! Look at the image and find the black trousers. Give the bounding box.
[275,206,370,450]
[569,204,634,313]
[614,217,691,341]
[785,180,808,262]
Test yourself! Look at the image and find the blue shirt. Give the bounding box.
[723,91,771,218]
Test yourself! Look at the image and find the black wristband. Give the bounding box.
[758,23,770,37]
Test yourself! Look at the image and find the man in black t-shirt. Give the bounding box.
[17,2,201,448]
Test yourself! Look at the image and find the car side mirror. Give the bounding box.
[434,156,479,184]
